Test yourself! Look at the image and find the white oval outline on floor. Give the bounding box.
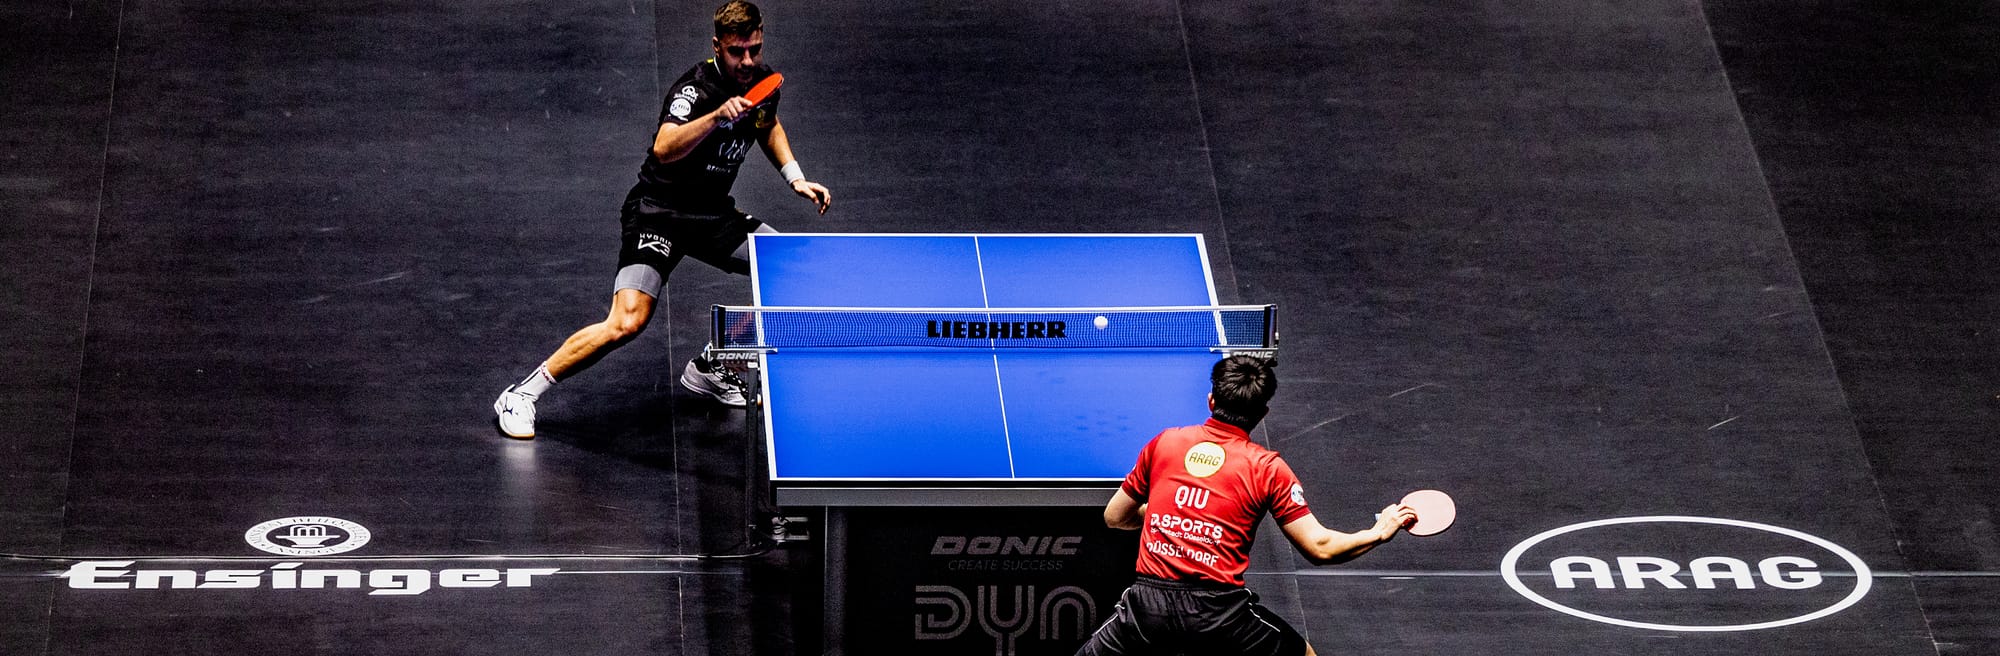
[1500,515,1872,632]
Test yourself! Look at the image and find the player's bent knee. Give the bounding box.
[602,288,657,341]
[606,314,651,342]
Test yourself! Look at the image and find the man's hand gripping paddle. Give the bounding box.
[721,72,783,129]
[1399,489,1456,537]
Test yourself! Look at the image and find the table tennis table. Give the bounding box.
[719,234,1275,507]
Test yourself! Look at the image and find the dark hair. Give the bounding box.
[1210,354,1277,430]
[714,1,762,40]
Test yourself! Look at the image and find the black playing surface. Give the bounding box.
[3,0,1995,653]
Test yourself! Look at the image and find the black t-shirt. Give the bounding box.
[633,60,780,209]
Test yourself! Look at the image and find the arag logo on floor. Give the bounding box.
[1501,516,1872,631]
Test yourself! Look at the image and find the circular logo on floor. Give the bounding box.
[244,516,372,556]
[1500,516,1871,632]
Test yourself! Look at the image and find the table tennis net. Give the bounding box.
[711,304,1276,350]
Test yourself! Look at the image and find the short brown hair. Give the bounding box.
[714,1,762,40]
[1210,354,1277,430]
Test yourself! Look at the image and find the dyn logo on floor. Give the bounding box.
[60,516,559,596]
[1501,516,1873,632]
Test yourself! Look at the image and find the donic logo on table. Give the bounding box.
[59,517,561,596]
[1501,516,1873,631]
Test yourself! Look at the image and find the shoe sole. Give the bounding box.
[494,417,535,440]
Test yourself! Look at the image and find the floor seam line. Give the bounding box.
[1689,2,1939,654]
[1172,0,1241,305]
[46,1,127,654]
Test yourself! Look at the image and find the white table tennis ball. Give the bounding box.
[1093,315,1108,329]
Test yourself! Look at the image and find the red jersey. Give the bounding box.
[1121,419,1313,586]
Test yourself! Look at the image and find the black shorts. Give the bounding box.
[1074,576,1307,656]
[616,188,764,282]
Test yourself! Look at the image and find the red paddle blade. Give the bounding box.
[1401,489,1456,537]
[744,72,783,105]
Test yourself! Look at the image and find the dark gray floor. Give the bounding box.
[3,0,1994,653]
[1183,0,1931,652]
[1703,2,2000,652]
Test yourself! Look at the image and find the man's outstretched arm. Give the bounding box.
[1278,504,1414,565]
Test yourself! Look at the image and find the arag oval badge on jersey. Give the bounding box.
[1184,442,1225,478]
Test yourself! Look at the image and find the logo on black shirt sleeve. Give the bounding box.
[668,85,700,121]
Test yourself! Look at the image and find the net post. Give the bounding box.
[710,304,728,348]
[1262,304,1278,348]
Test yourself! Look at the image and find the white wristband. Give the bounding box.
[780,161,805,184]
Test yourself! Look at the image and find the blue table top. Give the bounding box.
[748,234,1229,506]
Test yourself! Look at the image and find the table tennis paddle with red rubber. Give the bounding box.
[1399,489,1456,537]
[721,72,783,129]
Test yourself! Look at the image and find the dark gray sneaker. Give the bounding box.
[679,360,748,407]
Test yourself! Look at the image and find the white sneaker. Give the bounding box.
[680,360,748,407]
[493,385,537,439]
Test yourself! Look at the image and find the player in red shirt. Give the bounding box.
[1075,355,1418,656]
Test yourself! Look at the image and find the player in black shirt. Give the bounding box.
[494,0,830,439]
